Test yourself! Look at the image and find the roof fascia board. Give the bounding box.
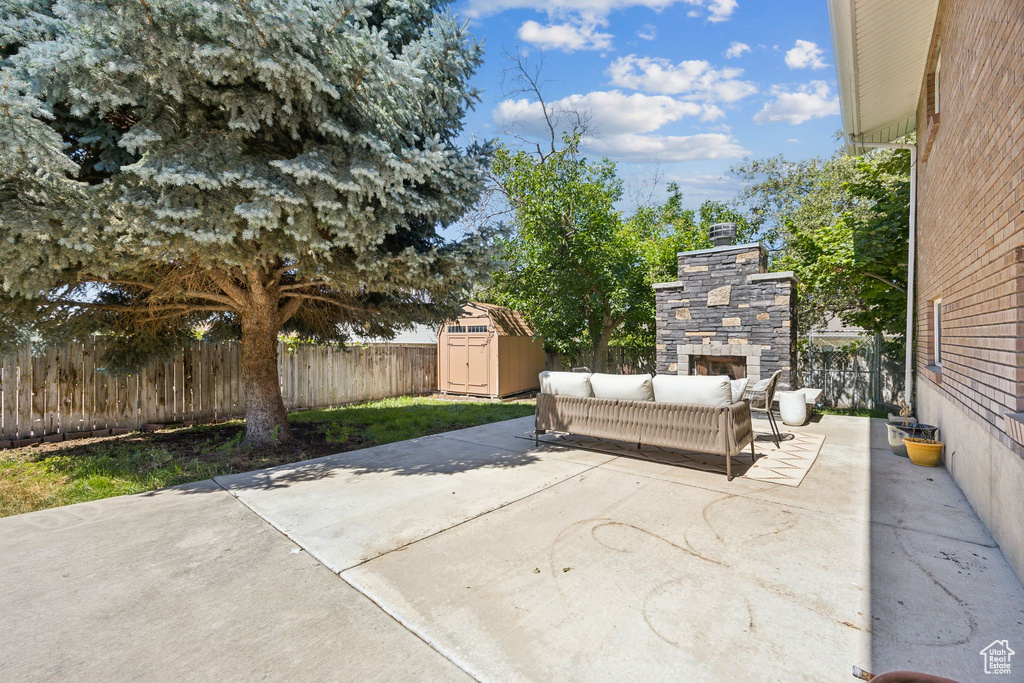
[828,0,860,152]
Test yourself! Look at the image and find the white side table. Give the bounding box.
[778,390,809,426]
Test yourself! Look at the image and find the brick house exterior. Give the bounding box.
[830,0,1024,580]
[913,0,1024,578]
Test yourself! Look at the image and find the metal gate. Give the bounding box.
[798,332,905,409]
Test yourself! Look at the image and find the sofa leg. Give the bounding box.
[535,429,545,446]
[750,438,756,463]
[726,453,733,481]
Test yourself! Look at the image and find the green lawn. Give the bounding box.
[0,396,535,518]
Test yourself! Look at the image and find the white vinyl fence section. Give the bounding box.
[0,340,437,441]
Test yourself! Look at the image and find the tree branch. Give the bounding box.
[277,297,303,325]
[861,272,906,293]
[182,290,238,306]
[82,276,155,290]
[52,300,233,314]
[279,281,332,292]
[206,269,249,308]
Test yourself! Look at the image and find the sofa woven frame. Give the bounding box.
[535,393,756,480]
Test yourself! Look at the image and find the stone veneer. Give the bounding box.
[654,243,798,387]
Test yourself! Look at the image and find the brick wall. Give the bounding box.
[915,0,1024,455]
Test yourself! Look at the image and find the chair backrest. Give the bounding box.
[762,370,783,407]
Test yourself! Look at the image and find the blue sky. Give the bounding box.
[451,0,841,210]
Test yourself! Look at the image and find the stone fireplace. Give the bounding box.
[654,232,798,388]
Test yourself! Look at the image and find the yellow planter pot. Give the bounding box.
[904,437,943,467]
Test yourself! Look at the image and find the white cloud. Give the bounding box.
[662,173,744,199]
[495,90,708,136]
[517,20,613,51]
[586,133,748,162]
[707,0,737,22]
[637,23,657,40]
[786,138,801,144]
[608,54,757,102]
[493,90,747,162]
[461,1,736,25]
[784,39,828,69]
[724,41,750,59]
[753,81,839,124]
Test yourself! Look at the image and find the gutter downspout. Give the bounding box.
[851,140,917,410]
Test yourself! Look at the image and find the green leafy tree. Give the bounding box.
[0,0,492,445]
[775,149,911,336]
[733,141,910,337]
[490,137,657,371]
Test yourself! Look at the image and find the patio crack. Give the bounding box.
[212,476,484,682]
[212,458,609,683]
[339,458,612,573]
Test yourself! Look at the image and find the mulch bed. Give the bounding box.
[4,421,363,468]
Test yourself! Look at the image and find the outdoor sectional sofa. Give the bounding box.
[535,371,755,480]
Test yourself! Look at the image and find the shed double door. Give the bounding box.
[446,334,491,395]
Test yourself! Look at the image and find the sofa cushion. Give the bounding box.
[538,371,593,398]
[589,373,654,401]
[730,378,749,403]
[651,375,732,406]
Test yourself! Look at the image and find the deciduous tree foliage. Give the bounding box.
[490,137,656,372]
[734,143,910,338]
[490,142,755,370]
[0,0,492,445]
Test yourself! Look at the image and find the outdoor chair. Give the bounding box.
[744,370,784,447]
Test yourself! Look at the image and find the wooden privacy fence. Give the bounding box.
[545,347,656,375]
[0,340,437,442]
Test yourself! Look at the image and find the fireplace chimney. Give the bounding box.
[709,222,737,247]
[653,237,799,389]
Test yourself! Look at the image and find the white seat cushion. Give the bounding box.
[538,371,593,398]
[652,375,733,406]
[730,378,749,403]
[589,373,654,401]
[748,377,771,392]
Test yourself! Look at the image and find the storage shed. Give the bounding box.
[438,303,546,398]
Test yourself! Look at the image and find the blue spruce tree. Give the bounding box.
[0,0,492,445]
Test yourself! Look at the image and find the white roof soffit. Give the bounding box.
[828,0,940,153]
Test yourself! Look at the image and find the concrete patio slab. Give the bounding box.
[216,427,605,572]
[2,414,1021,682]
[341,455,1024,681]
[0,482,469,683]
[343,466,874,681]
[596,415,996,547]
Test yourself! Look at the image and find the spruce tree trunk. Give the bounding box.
[240,311,292,447]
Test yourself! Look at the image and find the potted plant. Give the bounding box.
[904,437,943,467]
[886,401,938,457]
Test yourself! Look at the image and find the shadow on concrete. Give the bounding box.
[210,436,545,492]
[866,416,1004,680]
[521,431,761,479]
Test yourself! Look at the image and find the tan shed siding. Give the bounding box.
[438,303,544,397]
[497,335,546,396]
[914,0,1024,455]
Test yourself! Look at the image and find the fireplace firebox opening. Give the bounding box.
[691,355,747,380]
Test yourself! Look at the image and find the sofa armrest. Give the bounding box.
[727,400,754,455]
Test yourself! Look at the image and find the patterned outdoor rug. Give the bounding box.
[517,430,825,487]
